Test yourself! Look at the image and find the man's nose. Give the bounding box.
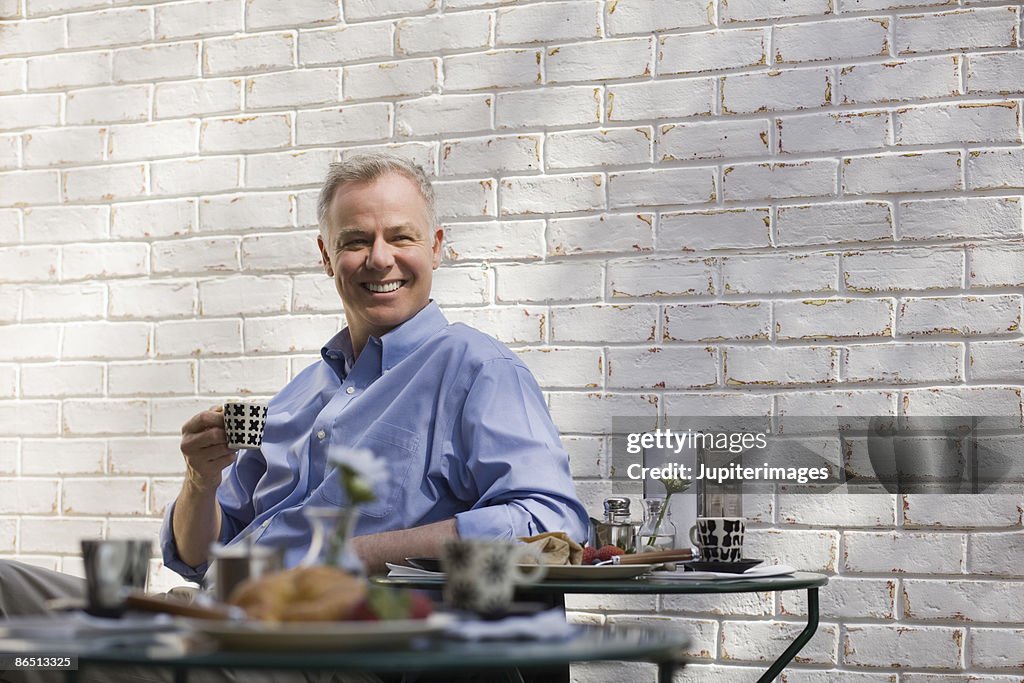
[365,237,395,271]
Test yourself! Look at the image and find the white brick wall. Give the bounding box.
[3,0,1024,673]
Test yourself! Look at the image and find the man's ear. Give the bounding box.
[431,227,444,269]
[317,234,334,276]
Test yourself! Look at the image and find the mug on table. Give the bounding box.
[441,539,547,615]
[688,517,745,563]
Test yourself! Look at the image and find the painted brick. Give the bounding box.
[662,391,773,418]
[342,0,433,21]
[663,302,770,342]
[113,42,200,83]
[199,275,291,316]
[721,621,838,665]
[968,148,1024,190]
[0,246,59,282]
[154,78,240,119]
[722,68,831,115]
[155,0,241,41]
[659,208,771,251]
[21,363,104,397]
[23,283,105,321]
[845,626,963,669]
[0,478,59,513]
[151,237,239,274]
[112,199,195,239]
[204,32,293,76]
[605,0,712,35]
[608,78,714,121]
[443,220,544,261]
[970,628,1024,669]
[839,0,954,9]
[500,174,604,215]
[969,531,1024,576]
[431,266,489,306]
[397,12,490,56]
[245,0,338,30]
[62,477,149,515]
[903,580,1024,622]
[444,50,539,92]
[550,304,658,343]
[246,69,340,110]
[777,111,889,155]
[241,231,320,272]
[0,59,23,94]
[0,136,15,171]
[903,386,1022,419]
[150,157,241,195]
[843,248,964,292]
[780,577,896,620]
[201,193,293,234]
[722,0,832,22]
[546,127,650,169]
[495,262,601,303]
[108,436,184,475]
[903,492,1024,528]
[497,85,600,128]
[441,134,541,176]
[62,164,146,202]
[842,152,962,194]
[548,214,654,256]
[838,56,961,104]
[61,243,148,280]
[61,321,150,360]
[967,51,1024,95]
[775,17,889,63]
[723,253,837,294]
[496,1,600,45]
[971,341,1024,381]
[109,280,196,319]
[27,51,112,90]
[608,167,717,208]
[155,319,241,357]
[0,94,60,131]
[724,346,839,386]
[243,316,339,354]
[19,518,105,553]
[292,274,341,312]
[67,84,150,124]
[900,196,1021,240]
[200,114,291,153]
[547,38,652,83]
[660,119,771,161]
[0,17,64,57]
[723,160,837,201]
[845,342,963,384]
[107,120,199,161]
[745,529,839,572]
[895,7,1018,54]
[776,298,894,340]
[845,531,964,573]
[345,58,437,100]
[299,24,394,66]
[297,104,391,145]
[67,7,149,49]
[608,257,715,298]
[606,346,717,389]
[23,205,107,243]
[397,94,491,137]
[434,179,497,219]
[198,357,290,394]
[894,102,1020,145]
[898,295,1021,337]
[659,29,767,75]
[108,360,196,395]
[547,392,658,434]
[445,306,545,344]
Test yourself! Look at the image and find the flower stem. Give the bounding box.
[646,493,672,548]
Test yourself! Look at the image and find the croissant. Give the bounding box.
[228,566,368,622]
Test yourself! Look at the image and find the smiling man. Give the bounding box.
[164,154,590,580]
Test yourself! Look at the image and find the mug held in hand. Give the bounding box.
[223,401,268,450]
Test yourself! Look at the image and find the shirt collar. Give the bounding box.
[320,301,448,377]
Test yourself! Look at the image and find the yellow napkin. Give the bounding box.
[518,531,583,566]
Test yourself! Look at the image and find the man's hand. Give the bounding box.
[173,407,232,568]
[180,407,236,491]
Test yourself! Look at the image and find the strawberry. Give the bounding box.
[349,597,379,621]
[409,591,433,619]
[582,546,597,565]
[596,545,625,563]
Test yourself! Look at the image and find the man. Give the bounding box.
[164,153,589,580]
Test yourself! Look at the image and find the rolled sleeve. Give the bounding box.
[454,359,589,543]
[159,500,237,584]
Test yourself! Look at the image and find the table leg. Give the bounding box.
[173,666,188,683]
[657,661,677,683]
[757,587,820,683]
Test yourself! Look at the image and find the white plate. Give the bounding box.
[182,613,454,651]
[535,564,656,580]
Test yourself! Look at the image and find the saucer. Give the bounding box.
[404,557,442,572]
[683,558,763,573]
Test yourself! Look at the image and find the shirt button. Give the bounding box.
[316,429,326,440]
[260,520,270,529]
[346,386,355,395]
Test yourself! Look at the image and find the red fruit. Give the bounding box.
[582,547,597,565]
[596,545,625,562]
[409,591,433,619]
[349,598,379,621]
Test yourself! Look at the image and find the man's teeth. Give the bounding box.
[365,281,403,293]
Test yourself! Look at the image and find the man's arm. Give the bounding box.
[351,518,458,575]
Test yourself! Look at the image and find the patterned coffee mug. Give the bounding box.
[223,400,268,450]
[688,517,745,562]
[441,539,547,615]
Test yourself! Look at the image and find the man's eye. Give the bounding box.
[344,239,368,248]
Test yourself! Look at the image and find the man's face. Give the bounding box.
[317,172,442,351]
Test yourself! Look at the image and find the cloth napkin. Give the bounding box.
[653,564,797,581]
[0,612,176,640]
[443,608,579,642]
[517,531,582,566]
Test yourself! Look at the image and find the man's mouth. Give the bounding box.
[362,280,406,294]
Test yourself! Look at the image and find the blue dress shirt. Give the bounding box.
[161,302,589,582]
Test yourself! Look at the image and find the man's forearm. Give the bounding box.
[171,479,223,569]
[351,518,459,575]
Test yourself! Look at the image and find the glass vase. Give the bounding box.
[638,497,677,552]
[300,506,365,576]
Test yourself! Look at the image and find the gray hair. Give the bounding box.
[316,153,436,235]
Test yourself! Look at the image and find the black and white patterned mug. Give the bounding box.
[223,400,268,450]
[441,539,547,615]
[688,517,746,563]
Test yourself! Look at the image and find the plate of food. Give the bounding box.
[185,565,450,651]
[529,564,657,580]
